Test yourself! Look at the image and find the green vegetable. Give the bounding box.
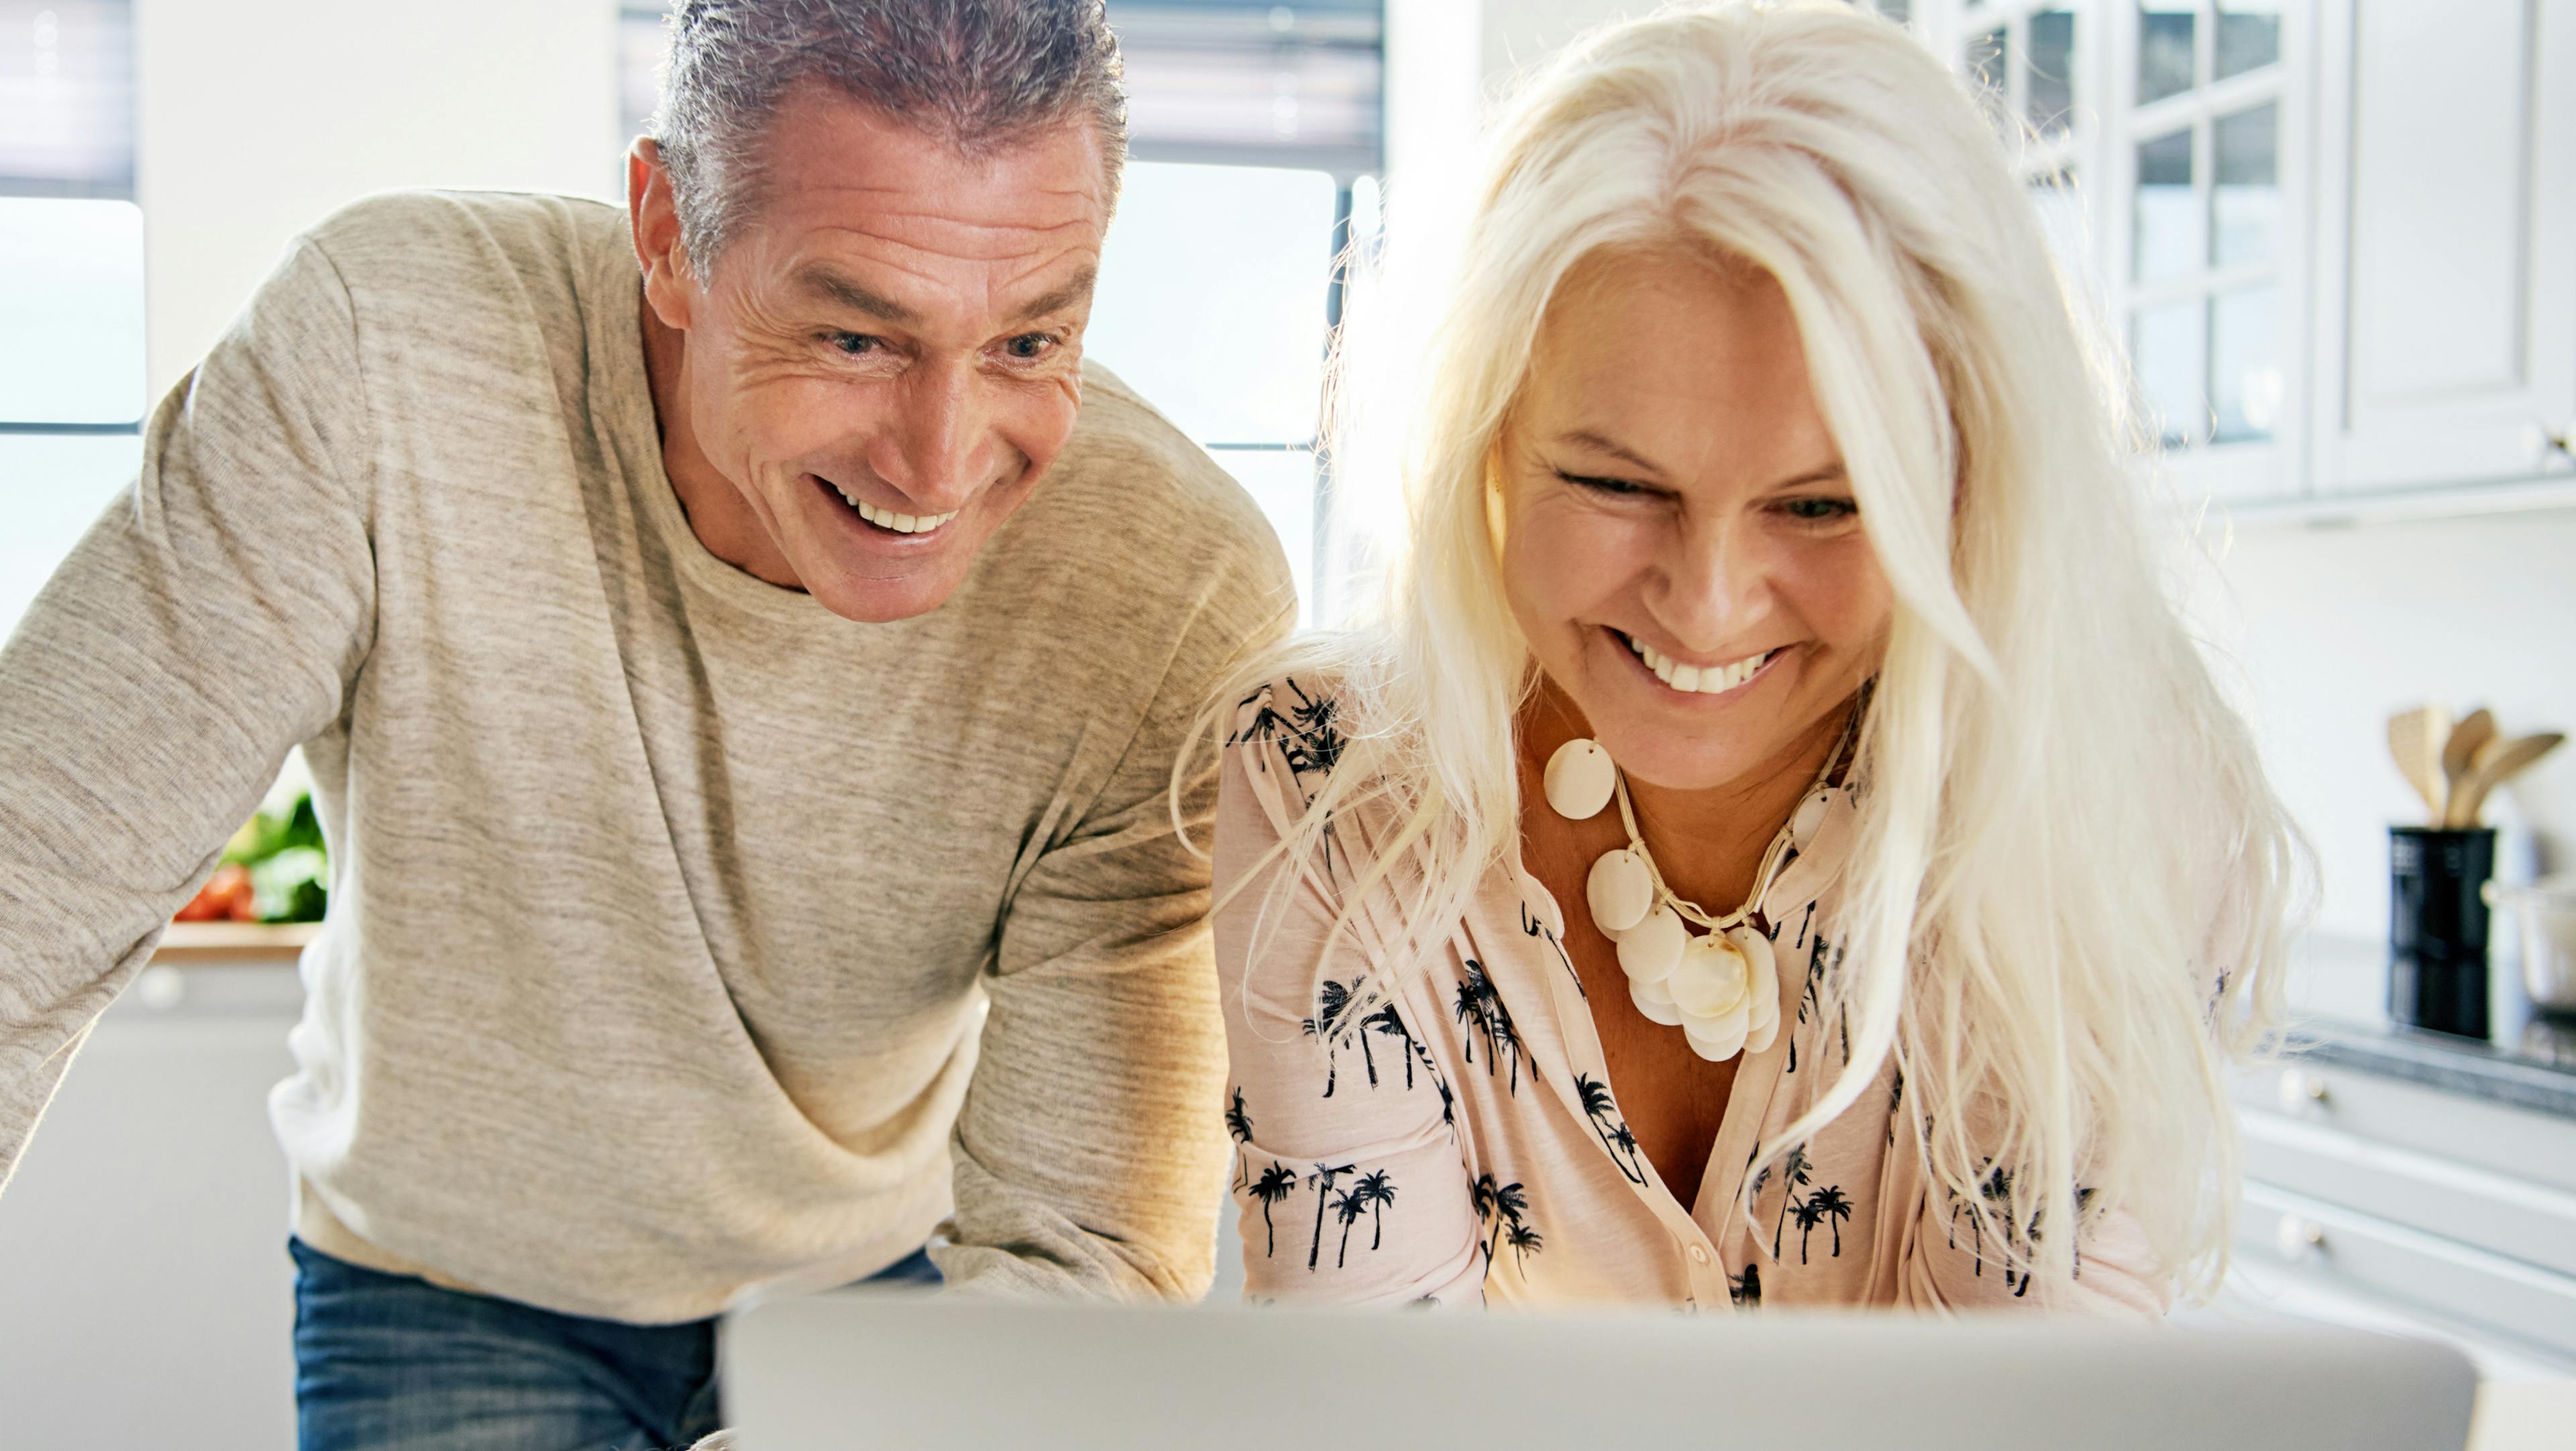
[224,793,329,922]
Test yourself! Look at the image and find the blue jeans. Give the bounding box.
[290,1236,941,1451]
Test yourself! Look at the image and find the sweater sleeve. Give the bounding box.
[1214,688,1487,1308]
[933,535,1293,1302]
[0,237,378,1195]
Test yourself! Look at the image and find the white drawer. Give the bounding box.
[2241,1185,2576,1359]
[2236,1061,2576,1195]
[2241,1108,2576,1277]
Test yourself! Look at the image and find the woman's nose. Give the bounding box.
[1652,523,1768,653]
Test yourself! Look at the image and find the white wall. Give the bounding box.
[1477,0,1639,82]
[2196,511,2576,944]
[133,0,622,394]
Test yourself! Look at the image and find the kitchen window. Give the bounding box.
[1929,0,2307,502]
[616,1,1385,624]
[0,0,144,641]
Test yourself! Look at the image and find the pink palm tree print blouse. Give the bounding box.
[1214,678,2166,1315]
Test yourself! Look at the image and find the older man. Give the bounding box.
[0,1,1289,1445]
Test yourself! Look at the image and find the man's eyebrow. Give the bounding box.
[791,262,918,325]
[1558,429,1668,476]
[1006,267,1097,327]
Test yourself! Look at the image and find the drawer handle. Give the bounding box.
[2277,1070,2330,1112]
[2275,1214,2327,1262]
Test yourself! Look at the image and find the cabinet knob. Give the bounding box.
[2274,1214,2327,1262]
[2529,421,2575,465]
[2277,1069,2330,1112]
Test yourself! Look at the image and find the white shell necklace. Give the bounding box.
[1540,718,1852,1063]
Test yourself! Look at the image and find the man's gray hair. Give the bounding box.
[653,0,1128,272]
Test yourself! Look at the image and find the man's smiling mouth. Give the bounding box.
[816,474,958,536]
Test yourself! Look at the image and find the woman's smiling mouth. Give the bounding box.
[1613,629,1784,698]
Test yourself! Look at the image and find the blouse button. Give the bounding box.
[1687,1244,1709,1265]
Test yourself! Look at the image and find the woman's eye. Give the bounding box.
[828,332,882,357]
[1004,333,1057,360]
[1780,496,1858,523]
[1556,469,1649,497]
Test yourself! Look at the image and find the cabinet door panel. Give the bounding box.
[2348,2,2530,402]
[2316,0,2576,490]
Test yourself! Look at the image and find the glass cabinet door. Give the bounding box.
[2121,1,2290,464]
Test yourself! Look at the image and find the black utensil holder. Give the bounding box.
[2390,826,2496,1039]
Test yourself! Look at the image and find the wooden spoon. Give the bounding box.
[2387,704,2452,823]
[2442,708,2497,824]
[2447,732,2565,827]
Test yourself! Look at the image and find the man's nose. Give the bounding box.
[1653,521,1768,652]
[870,360,992,512]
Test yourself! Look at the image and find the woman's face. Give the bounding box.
[1497,247,1894,793]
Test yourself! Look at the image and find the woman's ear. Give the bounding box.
[627,138,698,333]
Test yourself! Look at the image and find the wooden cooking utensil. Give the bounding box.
[2387,704,2452,822]
[2441,708,2498,824]
[2446,731,2565,827]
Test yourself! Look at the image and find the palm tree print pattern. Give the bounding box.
[1790,1183,1854,1263]
[1222,677,2149,1314]
[1302,976,1368,1097]
[1229,678,1347,782]
[1226,1087,1254,1189]
[1450,961,1527,1093]
[1306,1162,1356,1271]
[1786,932,1840,1074]
[1572,1072,1648,1185]
[1328,1170,1400,1268]
[1469,1173,1542,1277]
[1768,1145,1814,1256]
[1248,1161,1298,1258]
[1363,1002,1417,1087]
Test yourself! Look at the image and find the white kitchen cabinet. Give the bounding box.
[2308,0,2576,494]
[0,963,302,1451]
[1935,1,2316,505]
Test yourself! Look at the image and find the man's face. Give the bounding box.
[635,87,1110,623]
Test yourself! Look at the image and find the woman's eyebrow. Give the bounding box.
[1556,429,1667,476]
[1768,462,1848,490]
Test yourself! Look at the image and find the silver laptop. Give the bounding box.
[723,1288,2475,1450]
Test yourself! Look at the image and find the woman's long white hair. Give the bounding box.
[1203,0,2304,1299]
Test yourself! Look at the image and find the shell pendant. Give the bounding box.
[1547,735,1817,1065]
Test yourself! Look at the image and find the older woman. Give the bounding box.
[1210,1,2299,1313]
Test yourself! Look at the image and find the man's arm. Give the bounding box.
[0,237,376,1194]
[933,533,1293,1301]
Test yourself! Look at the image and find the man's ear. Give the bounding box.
[629,138,697,332]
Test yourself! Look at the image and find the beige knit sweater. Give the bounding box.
[0,190,1291,1322]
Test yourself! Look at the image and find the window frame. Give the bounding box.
[1,0,143,438]
[1929,0,2315,504]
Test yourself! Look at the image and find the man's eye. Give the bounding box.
[828,332,881,356]
[1004,333,1057,360]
